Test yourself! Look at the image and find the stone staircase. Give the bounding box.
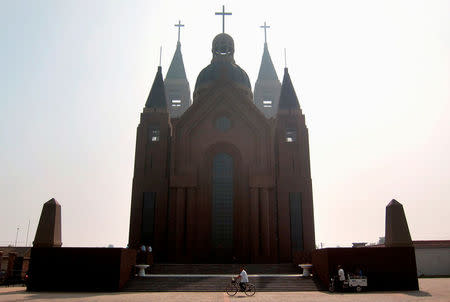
[122,264,325,292]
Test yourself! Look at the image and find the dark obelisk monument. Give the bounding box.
[33,198,62,247]
[385,199,413,247]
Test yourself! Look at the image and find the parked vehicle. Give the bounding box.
[329,274,368,292]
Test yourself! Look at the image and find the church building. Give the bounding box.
[128,17,315,264]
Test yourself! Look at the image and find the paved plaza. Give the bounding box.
[0,278,448,302]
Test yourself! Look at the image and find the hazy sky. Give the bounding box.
[1,0,449,248]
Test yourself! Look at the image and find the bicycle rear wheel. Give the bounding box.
[245,283,256,296]
[226,284,238,296]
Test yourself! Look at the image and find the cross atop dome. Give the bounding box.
[215,5,232,33]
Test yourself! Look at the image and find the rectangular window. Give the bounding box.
[171,99,182,107]
[142,192,156,245]
[289,192,303,252]
[148,126,160,142]
[263,99,272,108]
[286,129,297,143]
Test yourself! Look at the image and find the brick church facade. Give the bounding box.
[128,30,315,264]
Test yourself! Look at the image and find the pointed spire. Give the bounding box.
[165,40,192,117]
[256,43,279,81]
[166,42,187,80]
[254,37,281,118]
[278,68,300,111]
[145,66,167,110]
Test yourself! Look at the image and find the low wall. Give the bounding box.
[27,247,136,291]
[312,247,418,291]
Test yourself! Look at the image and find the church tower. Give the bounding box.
[164,21,192,118]
[254,22,281,118]
[128,66,172,253]
[275,68,315,262]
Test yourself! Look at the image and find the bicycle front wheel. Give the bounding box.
[226,284,238,296]
[245,283,256,296]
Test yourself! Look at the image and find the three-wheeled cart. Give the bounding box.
[329,275,368,292]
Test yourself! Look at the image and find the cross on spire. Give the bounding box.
[260,21,270,44]
[215,5,232,33]
[174,20,184,43]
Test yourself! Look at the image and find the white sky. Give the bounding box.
[1,0,449,248]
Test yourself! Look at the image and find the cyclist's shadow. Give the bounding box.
[228,294,252,299]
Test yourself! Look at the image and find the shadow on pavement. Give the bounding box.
[0,287,127,300]
[404,290,432,297]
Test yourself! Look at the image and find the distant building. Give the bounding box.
[0,246,31,282]
[352,242,368,247]
[414,240,450,276]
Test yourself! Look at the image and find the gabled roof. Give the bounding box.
[256,43,279,82]
[178,80,270,136]
[145,66,167,110]
[166,42,187,80]
[278,68,300,111]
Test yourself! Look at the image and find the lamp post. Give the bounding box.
[15,227,19,247]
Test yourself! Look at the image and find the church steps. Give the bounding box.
[122,276,323,292]
[123,264,324,292]
[149,263,300,274]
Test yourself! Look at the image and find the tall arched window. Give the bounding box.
[289,192,303,252]
[212,153,233,251]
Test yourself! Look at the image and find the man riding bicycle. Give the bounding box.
[226,266,255,296]
[235,266,248,291]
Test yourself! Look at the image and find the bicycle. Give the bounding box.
[225,277,256,296]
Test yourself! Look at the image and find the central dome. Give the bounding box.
[212,33,234,58]
[194,33,251,94]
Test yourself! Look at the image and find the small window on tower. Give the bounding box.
[171,99,182,107]
[286,129,297,143]
[263,100,272,108]
[148,126,160,142]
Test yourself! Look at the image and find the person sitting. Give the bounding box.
[235,266,249,292]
